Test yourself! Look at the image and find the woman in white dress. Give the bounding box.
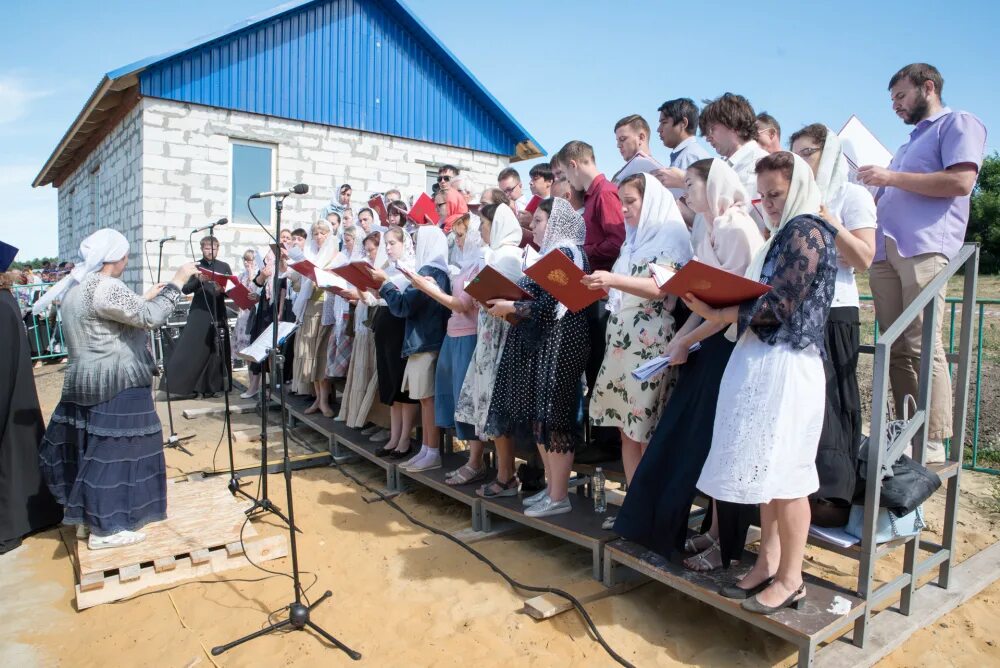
[684,152,838,613]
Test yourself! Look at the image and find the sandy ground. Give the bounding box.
[2,365,999,667]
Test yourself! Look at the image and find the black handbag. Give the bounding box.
[855,396,942,516]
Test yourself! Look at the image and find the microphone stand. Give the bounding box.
[212,194,359,661]
[193,222,292,528]
[153,237,193,455]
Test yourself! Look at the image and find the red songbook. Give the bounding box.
[523,249,605,313]
[197,266,234,289]
[524,195,542,214]
[226,281,256,310]
[368,195,389,222]
[464,265,532,306]
[654,259,771,308]
[331,261,382,291]
[407,193,438,226]
[290,259,318,283]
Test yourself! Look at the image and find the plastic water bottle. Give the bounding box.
[593,467,607,513]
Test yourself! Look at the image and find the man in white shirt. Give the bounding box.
[499,167,531,225]
[756,112,782,154]
[699,92,770,231]
[652,97,712,224]
[614,114,652,162]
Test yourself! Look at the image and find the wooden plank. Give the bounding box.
[451,520,524,545]
[523,577,648,620]
[605,539,864,646]
[153,556,177,573]
[181,402,261,419]
[190,549,210,565]
[118,564,141,583]
[75,536,288,610]
[224,542,244,557]
[79,571,105,592]
[74,477,257,575]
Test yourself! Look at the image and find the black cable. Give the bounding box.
[247,196,278,243]
[330,461,636,668]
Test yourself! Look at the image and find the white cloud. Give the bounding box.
[0,75,52,125]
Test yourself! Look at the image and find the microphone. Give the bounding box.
[191,218,229,234]
[249,183,309,199]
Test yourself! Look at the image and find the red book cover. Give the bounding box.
[524,195,542,214]
[197,266,234,289]
[226,281,256,310]
[464,265,532,306]
[289,259,318,283]
[656,259,770,308]
[523,249,605,313]
[407,193,438,226]
[368,195,389,222]
[331,261,382,291]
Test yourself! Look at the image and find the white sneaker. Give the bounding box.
[399,451,427,471]
[407,452,442,472]
[240,389,258,400]
[88,530,146,550]
[524,496,572,518]
[522,489,549,507]
[925,440,947,464]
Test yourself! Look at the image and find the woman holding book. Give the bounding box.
[611,158,763,570]
[582,174,693,521]
[686,152,837,613]
[370,226,452,472]
[369,227,419,459]
[484,197,591,518]
[291,218,341,416]
[790,123,877,525]
[336,231,382,427]
[324,225,359,383]
[448,203,524,485]
[404,213,485,480]
[234,249,262,398]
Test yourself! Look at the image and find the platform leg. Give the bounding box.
[797,640,816,668]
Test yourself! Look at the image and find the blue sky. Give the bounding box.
[3,0,998,260]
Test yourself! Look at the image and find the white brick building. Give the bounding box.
[34,0,542,290]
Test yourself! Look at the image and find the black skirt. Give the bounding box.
[613,330,734,557]
[814,306,862,504]
[372,306,415,405]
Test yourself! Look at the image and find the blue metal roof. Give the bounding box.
[34,0,541,187]
[140,0,540,156]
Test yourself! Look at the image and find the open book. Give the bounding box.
[630,342,702,380]
[612,152,665,184]
[237,321,298,363]
[331,261,382,292]
[406,193,438,226]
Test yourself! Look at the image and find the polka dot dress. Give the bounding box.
[484,247,591,452]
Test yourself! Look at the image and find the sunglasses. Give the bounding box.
[437,175,451,183]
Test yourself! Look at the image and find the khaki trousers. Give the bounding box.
[868,237,952,441]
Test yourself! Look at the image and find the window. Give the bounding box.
[425,168,439,196]
[231,141,274,226]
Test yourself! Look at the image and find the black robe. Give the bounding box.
[165,258,233,395]
[0,290,62,553]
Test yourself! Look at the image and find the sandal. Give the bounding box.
[684,532,717,554]
[683,543,722,573]
[477,476,519,498]
[445,465,487,486]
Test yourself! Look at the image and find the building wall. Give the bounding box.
[56,104,143,286]
[142,97,510,286]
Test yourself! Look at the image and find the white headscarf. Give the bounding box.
[330,226,363,338]
[374,226,416,291]
[814,127,849,207]
[540,197,586,269]
[608,175,693,314]
[459,215,484,272]
[726,153,821,341]
[486,203,524,282]
[292,222,341,320]
[414,225,450,274]
[33,228,129,316]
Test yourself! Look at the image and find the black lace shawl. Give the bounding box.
[737,214,838,355]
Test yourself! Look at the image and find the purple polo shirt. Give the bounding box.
[875,107,987,261]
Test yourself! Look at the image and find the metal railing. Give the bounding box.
[860,292,999,474]
[14,283,68,363]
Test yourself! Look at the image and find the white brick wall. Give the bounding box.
[59,97,514,290]
[57,104,143,287]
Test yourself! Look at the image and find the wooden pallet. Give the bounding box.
[69,475,288,609]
